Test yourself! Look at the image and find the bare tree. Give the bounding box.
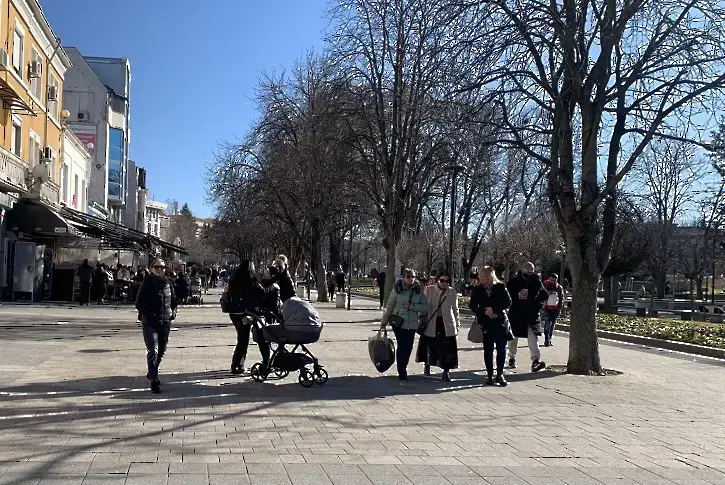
[328,0,472,302]
[635,139,709,296]
[461,0,725,374]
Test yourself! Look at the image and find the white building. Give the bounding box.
[60,128,91,213]
[145,200,167,239]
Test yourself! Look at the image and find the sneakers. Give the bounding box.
[442,370,451,382]
[495,374,508,387]
[532,360,546,372]
[507,359,517,369]
[231,366,245,375]
[150,379,161,394]
[485,375,495,386]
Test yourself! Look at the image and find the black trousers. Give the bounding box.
[483,334,507,377]
[230,314,270,369]
[378,286,385,307]
[327,283,335,300]
[392,326,416,380]
[142,325,170,380]
[79,282,91,305]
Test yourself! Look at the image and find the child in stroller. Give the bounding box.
[248,297,327,387]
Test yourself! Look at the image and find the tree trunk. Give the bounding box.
[383,243,397,306]
[655,273,667,300]
[312,236,328,303]
[566,225,603,375]
[602,275,615,314]
[696,277,704,300]
[567,270,602,374]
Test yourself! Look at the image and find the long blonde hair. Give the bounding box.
[479,266,501,285]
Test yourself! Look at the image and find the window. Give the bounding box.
[61,164,69,203]
[12,25,24,76]
[81,180,86,210]
[48,149,57,183]
[28,131,40,168]
[73,175,79,207]
[30,48,42,100]
[108,128,125,200]
[11,118,21,158]
[48,73,59,119]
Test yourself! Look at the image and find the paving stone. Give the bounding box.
[248,475,292,485]
[167,475,211,485]
[0,296,724,485]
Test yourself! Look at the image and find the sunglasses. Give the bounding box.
[438,279,450,283]
[152,265,165,270]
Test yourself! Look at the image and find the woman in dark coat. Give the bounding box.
[469,266,512,387]
[92,264,108,305]
[225,260,278,374]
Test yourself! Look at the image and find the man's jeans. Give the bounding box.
[142,325,170,380]
[507,326,541,362]
[392,327,416,379]
[544,309,560,341]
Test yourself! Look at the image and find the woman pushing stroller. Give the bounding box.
[224,260,281,374]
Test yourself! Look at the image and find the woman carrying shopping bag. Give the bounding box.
[381,268,428,383]
[469,266,512,387]
[416,271,459,381]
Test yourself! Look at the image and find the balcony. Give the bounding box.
[38,180,60,206]
[0,145,28,194]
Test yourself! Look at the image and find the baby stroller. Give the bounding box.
[187,276,204,305]
[249,297,328,387]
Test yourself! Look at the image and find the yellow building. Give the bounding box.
[0,0,71,208]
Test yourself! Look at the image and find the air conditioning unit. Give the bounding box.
[29,60,42,78]
[47,85,58,101]
[42,146,53,160]
[0,49,9,70]
[77,111,89,121]
[31,163,51,183]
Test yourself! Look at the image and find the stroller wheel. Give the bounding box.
[314,368,329,385]
[298,369,314,388]
[274,368,289,379]
[250,363,267,383]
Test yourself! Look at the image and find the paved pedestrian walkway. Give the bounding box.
[0,293,723,485]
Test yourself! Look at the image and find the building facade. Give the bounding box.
[145,200,167,239]
[62,48,131,223]
[60,128,90,212]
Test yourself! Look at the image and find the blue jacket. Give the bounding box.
[382,279,428,330]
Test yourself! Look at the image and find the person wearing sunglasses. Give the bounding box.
[416,271,459,381]
[469,267,513,386]
[381,268,428,383]
[135,258,178,393]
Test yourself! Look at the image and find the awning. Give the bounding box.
[6,199,84,237]
[0,78,37,116]
[58,206,189,255]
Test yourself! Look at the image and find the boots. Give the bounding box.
[424,363,431,376]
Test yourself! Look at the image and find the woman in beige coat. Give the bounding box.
[416,271,460,381]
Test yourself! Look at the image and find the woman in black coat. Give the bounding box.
[225,260,279,374]
[469,266,512,387]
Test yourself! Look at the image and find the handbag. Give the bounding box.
[368,327,396,373]
[388,290,413,329]
[467,318,484,343]
[417,295,447,336]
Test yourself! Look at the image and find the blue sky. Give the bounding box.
[42,0,329,218]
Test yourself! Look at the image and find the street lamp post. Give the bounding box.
[346,205,358,311]
[444,164,467,276]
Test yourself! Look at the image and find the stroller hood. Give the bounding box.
[282,297,323,332]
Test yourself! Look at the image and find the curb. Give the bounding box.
[556,323,725,360]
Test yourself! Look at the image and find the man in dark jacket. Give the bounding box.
[135,258,177,393]
[375,270,386,310]
[506,262,548,372]
[76,259,93,306]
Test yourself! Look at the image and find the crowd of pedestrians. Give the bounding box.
[110,250,563,393]
[379,262,563,386]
